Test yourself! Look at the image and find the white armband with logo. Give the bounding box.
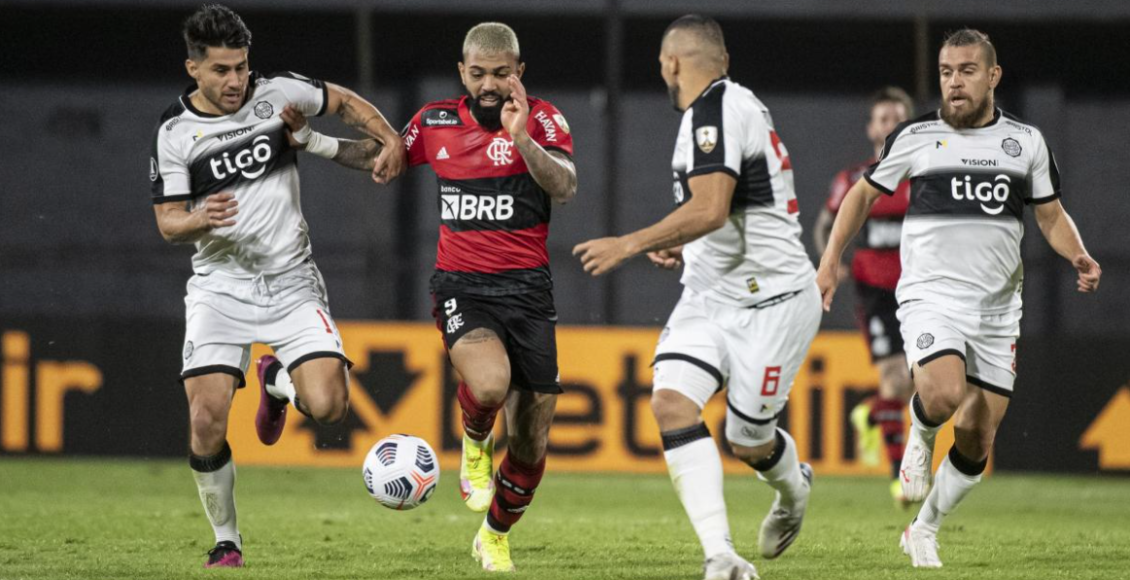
[291,124,339,160]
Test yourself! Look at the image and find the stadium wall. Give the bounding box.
[1,320,1126,475]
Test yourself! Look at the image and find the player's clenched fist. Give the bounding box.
[1072,254,1101,293]
[199,192,238,229]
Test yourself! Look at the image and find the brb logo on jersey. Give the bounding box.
[487,137,514,166]
[951,174,1012,215]
[440,185,515,221]
[209,135,275,180]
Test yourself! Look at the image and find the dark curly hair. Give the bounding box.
[183,4,252,61]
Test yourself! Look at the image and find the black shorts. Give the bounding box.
[855,282,905,363]
[432,290,562,394]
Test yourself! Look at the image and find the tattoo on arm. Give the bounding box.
[331,138,382,171]
[515,138,577,203]
[336,92,381,134]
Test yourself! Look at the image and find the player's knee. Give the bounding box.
[918,383,963,419]
[300,387,349,425]
[189,403,227,443]
[650,389,700,431]
[465,369,510,406]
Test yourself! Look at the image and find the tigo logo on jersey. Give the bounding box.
[695,126,718,154]
[487,137,514,166]
[440,194,515,221]
[951,174,1012,215]
[209,135,275,180]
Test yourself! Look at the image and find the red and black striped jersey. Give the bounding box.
[826,159,910,290]
[403,95,573,296]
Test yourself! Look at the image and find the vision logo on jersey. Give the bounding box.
[951,174,1012,216]
[487,137,514,166]
[209,135,276,180]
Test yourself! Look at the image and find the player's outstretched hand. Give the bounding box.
[816,261,839,312]
[200,192,238,229]
[1073,254,1101,293]
[501,75,529,139]
[647,247,683,270]
[573,237,632,277]
[281,105,310,149]
[371,136,406,185]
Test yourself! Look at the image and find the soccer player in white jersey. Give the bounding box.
[149,4,405,568]
[575,15,821,580]
[817,29,1101,569]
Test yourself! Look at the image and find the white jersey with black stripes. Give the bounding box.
[865,108,1061,314]
[149,71,329,278]
[671,77,814,308]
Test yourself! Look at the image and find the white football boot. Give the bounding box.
[901,524,943,568]
[900,427,934,502]
[758,463,813,559]
[703,551,759,580]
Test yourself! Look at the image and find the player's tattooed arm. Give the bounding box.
[324,83,406,183]
[330,138,383,171]
[514,139,578,204]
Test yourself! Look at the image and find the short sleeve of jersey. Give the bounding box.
[864,123,914,195]
[402,109,428,167]
[1027,132,1062,204]
[825,169,854,213]
[526,101,574,157]
[686,84,759,179]
[150,121,191,204]
[269,72,329,117]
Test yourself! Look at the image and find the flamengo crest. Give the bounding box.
[487,137,514,166]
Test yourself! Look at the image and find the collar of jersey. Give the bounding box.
[685,75,729,110]
[180,71,259,119]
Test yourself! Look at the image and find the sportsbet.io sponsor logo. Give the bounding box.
[209,135,274,180]
[951,173,1013,216]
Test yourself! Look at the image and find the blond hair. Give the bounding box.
[463,22,520,58]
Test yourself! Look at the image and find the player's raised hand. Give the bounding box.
[501,75,529,138]
[281,104,310,149]
[371,135,406,185]
[573,237,632,277]
[1072,254,1101,293]
[647,247,683,270]
[200,192,238,229]
[816,261,839,311]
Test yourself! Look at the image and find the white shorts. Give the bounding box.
[898,300,1020,397]
[181,259,348,387]
[653,283,822,446]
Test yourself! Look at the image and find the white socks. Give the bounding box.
[266,367,296,403]
[663,428,733,559]
[910,393,942,448]
[190,443,241,550]
[755,430,805,507]
[914,453,983,534]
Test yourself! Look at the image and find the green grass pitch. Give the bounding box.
[1,458,1128,579]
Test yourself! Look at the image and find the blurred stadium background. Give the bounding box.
[2,0,1129,495]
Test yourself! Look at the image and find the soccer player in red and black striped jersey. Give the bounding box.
[813,87,915,508]
[283,22,574,571]
[405,22,576,572]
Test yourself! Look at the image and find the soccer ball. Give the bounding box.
[362,434,440,510]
